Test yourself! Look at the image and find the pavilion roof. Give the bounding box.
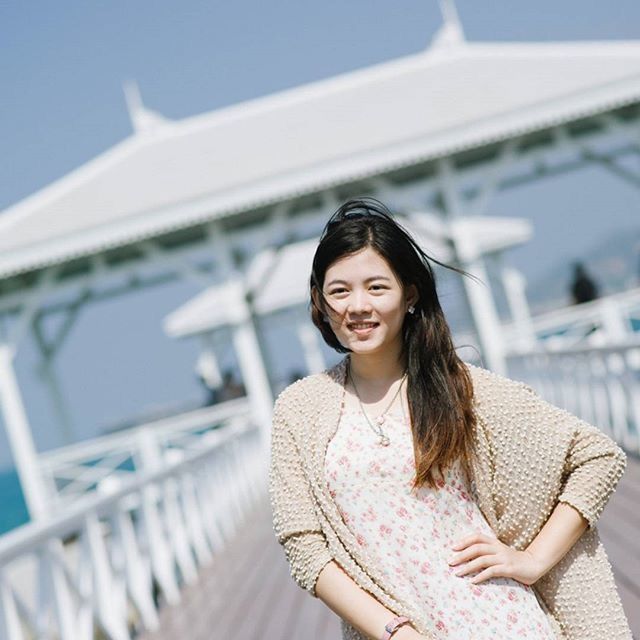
[1,37,639,280]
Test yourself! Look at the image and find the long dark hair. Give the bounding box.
[309,197,478,490]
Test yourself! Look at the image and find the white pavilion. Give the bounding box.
[0,4,639,638]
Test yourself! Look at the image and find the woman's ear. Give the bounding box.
[311,285,321,312]
[312,286,335,324]
[406,284,419,308]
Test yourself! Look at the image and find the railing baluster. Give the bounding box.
[590,354,610,432]
[621,349,640,451]
[229,438,251,519]
[84,512,130,640]
[210,453,237,541]
[0,573,24,640]
[141,483,181,606]
[35,547,53,637]
[163,477,197,586]
[180,472,213,568]
[195,466,226,554]
[0,422,261,639]
[111,506,159,632]
[43,541,77,640]
[506,340,640,456]
[74,528,95,640]
[223,442,244,535]
[606,360,629,445]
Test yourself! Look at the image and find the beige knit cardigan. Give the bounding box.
[268,355,631,639]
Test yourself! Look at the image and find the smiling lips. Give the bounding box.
[348,321,379,333]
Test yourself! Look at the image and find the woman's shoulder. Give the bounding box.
[461,360,539,407]
[274,375,314,408]
[273,358,344,415]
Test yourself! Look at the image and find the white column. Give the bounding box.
[208,224,274,456]
[501,265,536,350]
[449,222,507,375]
[436,158,507,374]
[295,321,326,374]
[231,310,274,457]
[598,298,628,343]
[0,343,50,519]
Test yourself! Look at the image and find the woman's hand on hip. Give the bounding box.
[447,532,545,586]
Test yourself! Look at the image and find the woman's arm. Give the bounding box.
[449,490,594,586]
[525,501,588,578]
[451,371,627,584]
[315,561,425,640]
[551,401,627,530]
[268,386,333,594]
[507,379,627,530]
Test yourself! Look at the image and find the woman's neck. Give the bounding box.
[347,346,406,387]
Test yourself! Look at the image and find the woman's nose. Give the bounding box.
[348,291,372,313]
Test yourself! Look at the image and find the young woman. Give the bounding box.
[268,198,631,640]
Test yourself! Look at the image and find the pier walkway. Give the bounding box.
[140,456,640,640]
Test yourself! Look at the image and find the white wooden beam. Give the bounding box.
[209,224,274,457]
[0,344,51,519]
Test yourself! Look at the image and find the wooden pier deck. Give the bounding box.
[140,455,640,640]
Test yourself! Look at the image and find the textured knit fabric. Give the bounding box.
[268,355,631,640]
[325,406,557,639]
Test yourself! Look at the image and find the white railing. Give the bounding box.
[0,418,266,640]
[506,338,640,455]
[38,398,251,505]
[503,286,640,350]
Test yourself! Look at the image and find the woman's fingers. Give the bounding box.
[451,532,496,550]
[452,553,498,577]
[448,533,514,584]
[448,542,498,566]
[469,565,504,584]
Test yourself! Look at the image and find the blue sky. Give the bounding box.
[0,0,639,471]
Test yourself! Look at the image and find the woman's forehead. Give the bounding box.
[325,247,398,281]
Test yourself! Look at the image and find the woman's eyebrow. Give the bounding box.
[326,275,392,286]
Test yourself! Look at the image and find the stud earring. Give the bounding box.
[322,315,329,323]
[407,305,415,314]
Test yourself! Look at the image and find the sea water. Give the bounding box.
[0,468,29,535]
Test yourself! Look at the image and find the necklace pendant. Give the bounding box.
[376,415,385,426]
[379,435,390,446]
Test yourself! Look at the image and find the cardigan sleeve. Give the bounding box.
[521,383,627,530]
[268,385,334,597]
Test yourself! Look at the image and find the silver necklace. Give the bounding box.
[348,362,407,447]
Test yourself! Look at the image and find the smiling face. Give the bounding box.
[313,246,418,357]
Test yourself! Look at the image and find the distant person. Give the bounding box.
[196,372,219,407]
[218,369,245,401]
[570,261,599,305]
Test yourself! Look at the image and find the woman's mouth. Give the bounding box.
[348,322,379,335]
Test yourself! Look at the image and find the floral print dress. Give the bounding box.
[324,404,557,639]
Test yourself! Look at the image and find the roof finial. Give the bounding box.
[123,80,169,135]
[431,0,465,49]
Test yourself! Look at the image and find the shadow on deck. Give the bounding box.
[140,455,640,640]
[137,496,341,640]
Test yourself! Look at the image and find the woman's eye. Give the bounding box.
[330,288,347,294]
[370,285,386,291]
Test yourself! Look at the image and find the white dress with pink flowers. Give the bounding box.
[324,405,557,639]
